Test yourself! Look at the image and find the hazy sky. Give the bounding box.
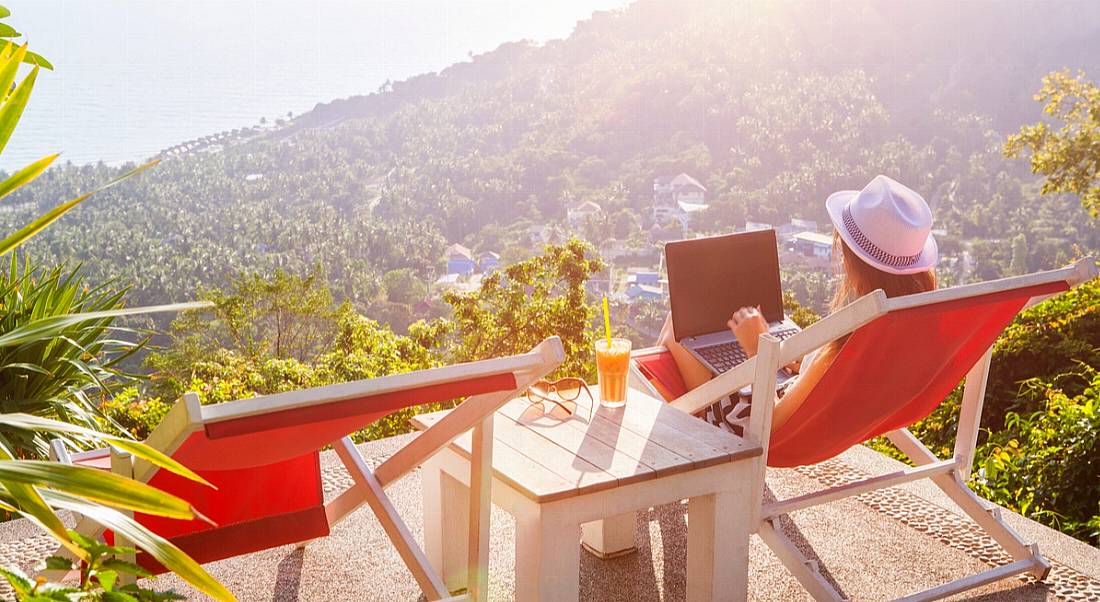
[1,0,632,169]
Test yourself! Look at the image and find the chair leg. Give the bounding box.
[757,519,846,601]
[932,471,1051,580]
[334,437,451,600]
[889,428,1050,581]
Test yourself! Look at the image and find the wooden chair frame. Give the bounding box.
[654,259,1097,601]
[53,337,565,602]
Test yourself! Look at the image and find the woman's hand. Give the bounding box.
[728,306,768,357]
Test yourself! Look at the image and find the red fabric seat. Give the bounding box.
[633,349,689,400]
[638,281,1068,468]
[94,371,521,573]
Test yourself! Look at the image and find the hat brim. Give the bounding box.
[825,190,938,275]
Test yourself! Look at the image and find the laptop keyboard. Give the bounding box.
[696,325,800,373]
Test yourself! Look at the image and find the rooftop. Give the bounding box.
[446,243,473,260]
[2,435,1095,600]
[792,231,833,246]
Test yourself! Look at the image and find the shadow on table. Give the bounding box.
[572,404,624,475]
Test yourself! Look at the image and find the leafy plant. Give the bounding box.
[0,414,233,600]
[1005,70,1100,217]
[98,389,171,441]
[0,6,232,600]
[2,529,184,601]
[972,366,1100,545]
[0,258,145,458]
[433,238,605,381]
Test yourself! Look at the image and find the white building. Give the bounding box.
[567,200,603,227]
[792,231,833,258]
[653,173,708,230]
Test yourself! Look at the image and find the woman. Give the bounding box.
[657,175,938,432]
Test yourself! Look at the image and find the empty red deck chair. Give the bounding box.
[635,259,1097,601]
[53,337,565,602]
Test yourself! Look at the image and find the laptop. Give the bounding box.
[665,230,801,380]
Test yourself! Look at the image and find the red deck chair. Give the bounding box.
[632,259,1097,601]
[51,337,565,602]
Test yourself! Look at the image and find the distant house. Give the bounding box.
[626,269,660,287]
[567,200,603,227]
[791,218,818,231]
[478,251,500,272]
[625,283,664,302]
[792,231,833,259]
[649,219,684,243]
[777,218,819,241]
[744,221,773,233]
[653,173,708,229]
[528,225,562,246]
[446,243,476,275]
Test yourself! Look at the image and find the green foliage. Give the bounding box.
[1,4,1094,310]
[162,269,337,364]
[0,414,234,600]
[782,290,821,328]
[436,239,604,380]
[1005,70,1100,217]
[99,388,171,441]
[11,529,185,601]
[972,367,1100,545]
[381,268,427,306]
[146,271,440,442]
[0,258,144,458]
[140,241,604,442]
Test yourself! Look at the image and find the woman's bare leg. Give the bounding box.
[657,313,714,390]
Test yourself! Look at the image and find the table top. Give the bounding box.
[411,387,761,504]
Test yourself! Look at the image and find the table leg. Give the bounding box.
[515,503,581,601]
[581,511,637,558]
[422,454,471,593]
[687,486,749,602]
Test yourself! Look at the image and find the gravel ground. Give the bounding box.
[3,435,1098,601]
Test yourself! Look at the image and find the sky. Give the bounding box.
[0,0,632,170]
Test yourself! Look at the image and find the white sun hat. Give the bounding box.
[825,175,938,275]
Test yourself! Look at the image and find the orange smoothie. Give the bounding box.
[595,338,632,407]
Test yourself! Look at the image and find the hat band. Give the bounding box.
[842,205,922,268]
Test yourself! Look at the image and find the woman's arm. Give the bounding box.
[770,346,835,431]
[656,313,714,390]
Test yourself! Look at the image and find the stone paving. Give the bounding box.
[1,435,1097,601]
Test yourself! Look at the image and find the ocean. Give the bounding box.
[0,0,629,172]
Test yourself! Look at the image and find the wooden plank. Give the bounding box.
[466,417,492,602]
[570,390,737,470]
[581,388,758,462]
[415,412,580,502]
[489,411,644,494]
[496,397,695,479]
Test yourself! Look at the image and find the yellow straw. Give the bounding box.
[602,296,612,347]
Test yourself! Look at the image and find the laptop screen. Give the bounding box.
[666,230,785,340]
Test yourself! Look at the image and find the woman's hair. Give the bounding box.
[823,230,937,357]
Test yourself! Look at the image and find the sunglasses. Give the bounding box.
[523,377,593,421]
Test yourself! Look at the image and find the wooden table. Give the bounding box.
[412,387,761,601]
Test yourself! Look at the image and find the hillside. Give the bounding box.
[0,0,1096,311]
